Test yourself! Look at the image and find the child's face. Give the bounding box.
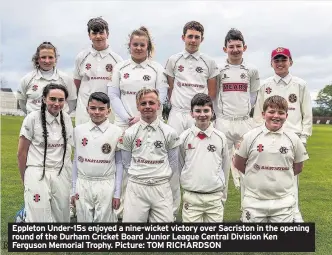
[182,29,203,54]
[137,92,160,120]
[262,106,288,131]
[89,29,108,51]
[130,35,148,62]
[191,104,213,126]
[87,99,110,125]
[223,39,247,64]
[271,56,292,78]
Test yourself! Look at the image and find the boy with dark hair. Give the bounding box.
[215,28,260,204]
[74,17,123,125]
[253,47,312,222]
[165,21,219,217]
[71,92,123,222]
[179,93,229,222]
[234,95,308,223]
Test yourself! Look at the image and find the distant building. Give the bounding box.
[0,88,24,115]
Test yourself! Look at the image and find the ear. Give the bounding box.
[190,111,194,118]
[262,111,266,120]
[201,36,204,43]
[223,46,227,53]
[243,44,247,52]
[289,59,293,67]
[42,97,46,104]
[181,34,185,42]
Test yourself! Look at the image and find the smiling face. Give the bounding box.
[44,89,66,116]
[223,39,247,65]
[38,49,56,71]
[182,29,203,54]
[271,55,293,78]
[89,29,108,51]
[263,106,288,132]
[137,92,160,123]
[130,35,148,63]
[191,104,213,128]
[87,99,110,125]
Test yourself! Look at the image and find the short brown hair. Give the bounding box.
[263,95,288,112]
[87,17,109,34]
[191,93,213,112]
[183,21,204,37]
[136,87,160,105]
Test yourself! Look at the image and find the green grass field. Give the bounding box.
[1,115,331,255]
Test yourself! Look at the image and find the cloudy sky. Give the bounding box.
[2,1,332,102]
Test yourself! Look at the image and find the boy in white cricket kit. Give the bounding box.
[71,92,123,222]
[119,88,180,222]
[74,17,122,125]
[165,21,219,216]
[234,95,309,222]
[215,29,260,204]
[180,93,230,222]
[253,47,312,222]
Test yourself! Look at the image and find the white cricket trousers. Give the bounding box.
[123,179,173,222]
[167,107,195,218]
[241,195,295,223]
[182,190,224,223]
[215,116,252,204]
[75,175,116,222]
[24,166,71,222]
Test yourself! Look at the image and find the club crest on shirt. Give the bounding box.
[265,87,272,94]
[187,143,195,150]
[124,73,130,79]
[288,94,297,103]
[78,156,84,163]
[105,64,113,72]
[184,202,190,210]
[154,140,163,148]
[245,211,251,221]
[257,144,264,152]
[32,84,38,91]
[102,143,111,154]
[82,138,88,146]
[254,164,260,170]
[136,138,142,147]
[207,144,216,152]
[75,193,79,200]
[279,146,288,154]
[86,63,91,70]
[178,65,184,72]
[195,66,203,73]
[143,75,151,81]
[240,73,247,79]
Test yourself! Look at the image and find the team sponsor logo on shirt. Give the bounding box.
[90,77,111,80]
[124,73,130,79]
[154,140,163,148]
[176,82,205,89]
[32,84,38,91]
[77,156,111,163]
[143,75,151,81]
[253,164,289,171]
[195,67,203,73]
[78,156,84,162]
[221,73,230,80]
[102,143,111,154]
[254,164,260,170]
[33,194,40,202]
[178,65,184,72]
[265,87,272,94]
[288,107,295,111]
[288,94,297,103]
[133,158,164,164]
[32,99,42,104]
[240,73,247,79]
[105,64,113,72]
[86,63,91,70]
[82,138,88,146]
[39,142,64,148]
[279,146,289,154]
[135,138,142,147]
[257,144,264,152]
[223,83,248,92]
[207,144,216,152]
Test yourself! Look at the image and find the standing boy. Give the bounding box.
[215,28,260,204]
[234,96,308,222]
[74,17,122,125]
[119,88,180,222]
[71,92,123,222]
[165,21,219,215]
[253,47,312,222]
[179,93,230,222]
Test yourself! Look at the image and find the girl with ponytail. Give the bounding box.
[17,83,74,222]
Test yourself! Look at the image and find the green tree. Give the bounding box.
[315,84,332,112]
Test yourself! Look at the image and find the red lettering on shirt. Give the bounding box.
[223,83,248,92]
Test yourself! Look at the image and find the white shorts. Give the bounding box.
[167,108,195,135]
